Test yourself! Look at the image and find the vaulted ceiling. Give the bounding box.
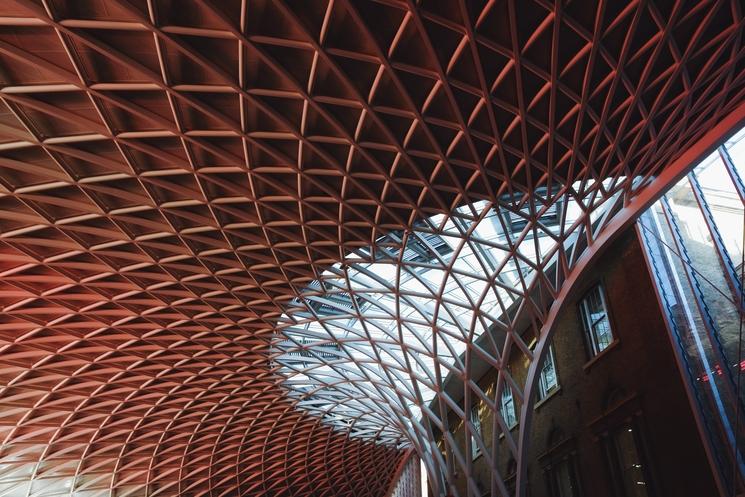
[0,0,742,496]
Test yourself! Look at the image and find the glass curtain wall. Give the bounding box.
[637,127,745,494]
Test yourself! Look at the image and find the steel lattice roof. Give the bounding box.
[0,0,743,496]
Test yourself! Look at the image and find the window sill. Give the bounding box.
[534,385,562,410]
[582,339,620,372]
[498,422,519,439]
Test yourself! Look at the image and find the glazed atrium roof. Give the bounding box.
[0,1,742,496]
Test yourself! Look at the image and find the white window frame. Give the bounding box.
[538,344,559,400]
[499,385,518,429]
[470,404,482,459]
[579,283,614,356]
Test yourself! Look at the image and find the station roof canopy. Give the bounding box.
[0,1,742,496]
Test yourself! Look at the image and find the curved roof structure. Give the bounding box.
[0,0,743,496]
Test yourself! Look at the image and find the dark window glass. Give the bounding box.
[606,422,651,497]
[546,457,581,497]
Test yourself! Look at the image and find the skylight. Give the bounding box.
[273,181,624,446]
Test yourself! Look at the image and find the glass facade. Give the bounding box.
[638,126,745,492]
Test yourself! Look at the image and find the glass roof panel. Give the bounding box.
[273,186,622,446]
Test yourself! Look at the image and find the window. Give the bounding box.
[605,422,652,497]
[546,456,581,497]
[541,432,582,497]
[504,459,517,495]
[499,385,518,429]
[470,404,482,459]
[538,344,559,400]
[579,283,614,356]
